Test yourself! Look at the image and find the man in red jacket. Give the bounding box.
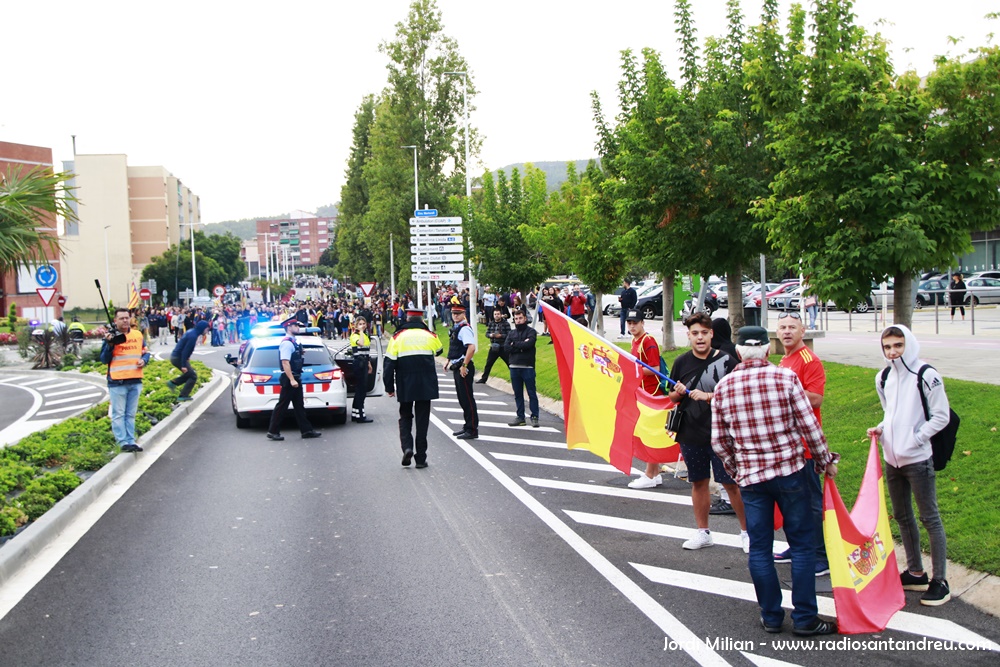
[566,287,589,326]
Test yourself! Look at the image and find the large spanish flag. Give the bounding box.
[823,436,904,634]
[542,303,678,474]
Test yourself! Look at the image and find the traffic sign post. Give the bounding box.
[57,295,67,307]
[213,284,226,298]
[139,288,152,301]
[411,253,464,263]
[36,288,57,306]
[414,209,438,217]
[35,265,58,288]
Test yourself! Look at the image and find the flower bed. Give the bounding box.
[0,359,212,538]
[0,332,17,345]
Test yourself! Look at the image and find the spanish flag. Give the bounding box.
[127,282,140,310]
[823,436,905,634]
[542,303,679,474]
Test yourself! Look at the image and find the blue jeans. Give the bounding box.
[109,382,141,446]
[619,309,627,335]
[805,465,829,569]
[510,367,539,420]
[741,465,819,629]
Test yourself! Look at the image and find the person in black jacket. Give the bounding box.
[504,308,540,427]
[476,309,512,384]
[949,274,966,321]
[167,320,209,401]
[619,280,638,338]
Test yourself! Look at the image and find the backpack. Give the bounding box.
[879,365,960,471]
[638,334,671,394]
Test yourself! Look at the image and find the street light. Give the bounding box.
[444,70,478,339]
[178,222,198,300]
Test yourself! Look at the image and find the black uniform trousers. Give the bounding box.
[399,400,432,463]
[480,345,508,381]
[453,361,478,435]
[268,375,314,435]
[352,356,370,417]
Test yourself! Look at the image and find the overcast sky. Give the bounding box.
[3,0,994,223]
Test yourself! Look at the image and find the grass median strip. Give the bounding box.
[451,322,999,576]
[0,359,211,540]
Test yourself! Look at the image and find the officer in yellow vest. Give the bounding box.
[349,316,374,423]
[384,308,443,467]
[100,307,150,453]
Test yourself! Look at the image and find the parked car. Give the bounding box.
[870,281,895,309]
[602,287,626,315]
[635,285,665,320]
[969,271,1000,281]
[964,277,1000,305]
[916,278,949,307]
[715,283,731,308]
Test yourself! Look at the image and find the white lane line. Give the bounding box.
[434,407,514,416]
[18,378,63,387]
[35,404,96,416]
[448,418,560,434]
[35,381,80,392]
[429,413,730,667]
[490,452,643,475]
[740,652,803,667]
[477,434,566,449]
[40,386,105,398]
[42,393,104,406]
[436,397,509,406]
[632,564,1000,651]
[0,382,44,446]
[522,477,694,506]
[565,510,769,551]
[0,375,29,384]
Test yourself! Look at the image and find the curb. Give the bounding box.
[481,373,998,619]
[0,371,228,588]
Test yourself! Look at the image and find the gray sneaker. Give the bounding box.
[530,416,539,428]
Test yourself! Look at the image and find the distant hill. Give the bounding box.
[494,160,599,192]
[204,204,339,240]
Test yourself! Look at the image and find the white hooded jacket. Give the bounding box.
[874,324,951,468]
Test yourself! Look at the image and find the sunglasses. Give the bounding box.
[777,312,802,320]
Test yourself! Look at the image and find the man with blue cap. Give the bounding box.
[267,317,322,441]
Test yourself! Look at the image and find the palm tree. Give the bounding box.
[0,166,78,274]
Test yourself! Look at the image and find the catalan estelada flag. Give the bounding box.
[127,282,140,310]
[823,436,904,634]
[541,303,678,474]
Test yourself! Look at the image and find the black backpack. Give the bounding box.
[879,365,960,471]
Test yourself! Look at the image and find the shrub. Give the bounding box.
[0,460,37,495]
[0,505,29,537]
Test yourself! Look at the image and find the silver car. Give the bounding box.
[964,278,1000,305]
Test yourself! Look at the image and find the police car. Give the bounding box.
[226,326,384,429]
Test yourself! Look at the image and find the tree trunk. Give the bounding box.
[594,290,604,335]
[661,274,676,350]
[894,273,914,329]
[727,264,744,334]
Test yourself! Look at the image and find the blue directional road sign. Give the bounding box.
[414,209,438,217]
[35,264,58,288]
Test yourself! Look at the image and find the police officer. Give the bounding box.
[267,317,322,441]
[384,308,443,467]
[350,316,374,423]
[447,303,478,440]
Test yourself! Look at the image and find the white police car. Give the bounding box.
[226,331,348,428]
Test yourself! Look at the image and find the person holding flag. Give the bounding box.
[625,309,669,489]
[712,326,840,637]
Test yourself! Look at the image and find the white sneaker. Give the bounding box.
[628,474,662,489]
[682,530,713,550]
[740,530,750,554]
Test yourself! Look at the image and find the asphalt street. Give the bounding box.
[0,342,997,666]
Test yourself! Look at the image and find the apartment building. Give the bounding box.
[255,211,335,277]
[59,155,200,309]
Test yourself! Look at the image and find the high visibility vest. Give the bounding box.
[108,329,146,381]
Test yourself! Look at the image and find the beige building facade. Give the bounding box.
[60,155,200,309]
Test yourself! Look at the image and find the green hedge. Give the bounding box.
[0,359,212,537]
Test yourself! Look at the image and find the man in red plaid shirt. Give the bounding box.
[711,326,840,637]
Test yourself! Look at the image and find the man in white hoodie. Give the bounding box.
[867,325,951,606]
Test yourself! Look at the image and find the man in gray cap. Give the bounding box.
[711,326,839,637]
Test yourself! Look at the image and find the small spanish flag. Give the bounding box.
[127,282,140,310]
[823,436,905,634]
[542,303,679,474]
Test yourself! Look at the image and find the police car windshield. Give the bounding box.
[248,346,332,368]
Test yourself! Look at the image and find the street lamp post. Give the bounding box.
[402,145,421,311]
[444,70,477,340]
[178,222,198,300]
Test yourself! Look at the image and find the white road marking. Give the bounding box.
[448,418,560,433]
[42,393,104,406]
[632,564,1000,651]
[18,378,62,387]
[40,386,104,398]
[434,407,514,416]
[35,381,80,392]
[35,404,96,416]
[476,434,566,449]
[438,389,490,397]
[740,652,803,667]
[565,510,768,551]
[0,382,44,446]
[429,413,730,667]
[522,477,694,506]
[435,397,508,406]
[0,375,29,383]
[490,452,643,475]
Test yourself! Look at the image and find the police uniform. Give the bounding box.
[384,309,443,467]
[349,328,373,423]
[448,305,479,439]
[267,318,321,440]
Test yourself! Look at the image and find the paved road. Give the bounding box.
[0,373,107,446]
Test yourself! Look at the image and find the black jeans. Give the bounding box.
[399,400,432,463]
[453,361,478,435]
[268,375,313,435]
[352,356,370,417]
[170,356,197,397]
[480,344,508,380]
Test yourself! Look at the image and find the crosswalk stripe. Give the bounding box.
[19,378,61,387]
[564,510,765,551]
[43,393,104,406]
[35,381,80,392]
[740,652,803,667]
[521,477,694,506]
[476,434,565,449]
[438,389,490,397]
[35,404,95,416]
[436,397,508,406]
[631,564,1000,650]
[0,375,28,383]
[490,452,642,475]
[434,407,514,416]
[40,386,104,398]
[448,418,560,434]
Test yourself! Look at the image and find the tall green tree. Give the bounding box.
[140,245,227,304]
[0,167,77,274]
[335,95,376,282]
[193,231,245,286]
